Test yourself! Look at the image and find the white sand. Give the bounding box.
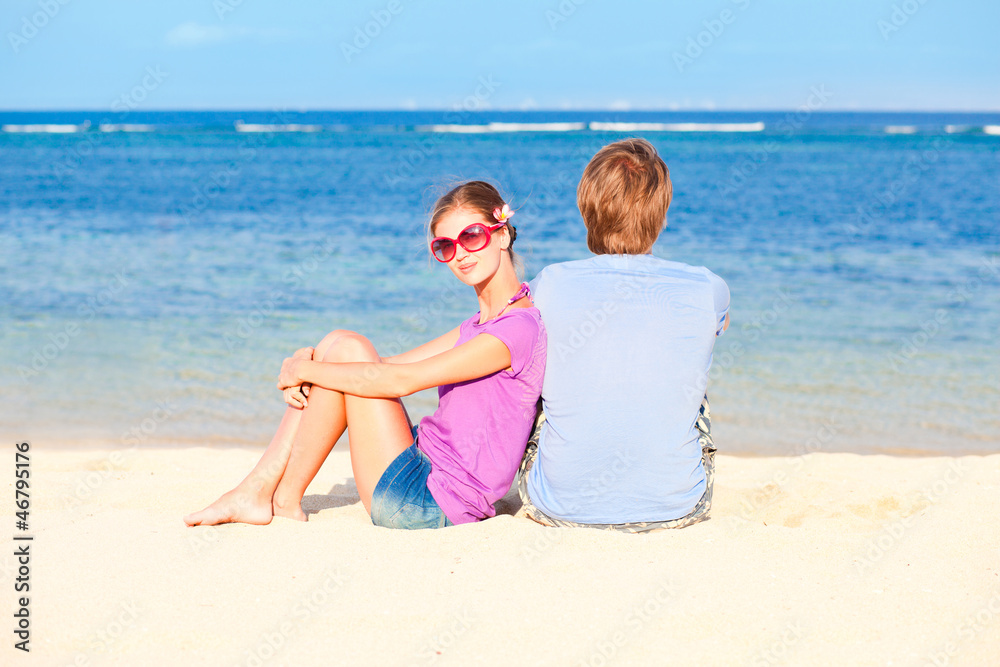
[5,443,999,666]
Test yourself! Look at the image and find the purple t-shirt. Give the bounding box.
[417,307,546,524]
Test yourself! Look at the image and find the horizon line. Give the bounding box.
[1,107,999,114]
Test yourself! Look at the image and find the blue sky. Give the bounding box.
[3,0,998,110]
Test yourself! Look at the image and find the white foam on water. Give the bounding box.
[419,124,492,133]
[234,121,323,133]
[2,123,89,133]
[99,124,157,133]
[983,125,1000,136]
[884,125,918,134]
[421,122,586,133]
[486,122,586,132]
[590,121,765,132]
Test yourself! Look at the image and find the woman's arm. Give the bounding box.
[380,325,462,365]
[278,333,511,399]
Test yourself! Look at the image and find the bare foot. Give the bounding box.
[184,488,274,526]
[272,493,308,522]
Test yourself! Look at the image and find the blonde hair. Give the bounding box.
[429,180,519,269]
[576,138,672,255]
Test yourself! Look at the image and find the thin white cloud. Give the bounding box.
[165,22,291,48]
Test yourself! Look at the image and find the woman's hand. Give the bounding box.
[279,347,315,406]
[278,353,312,391]
[283,384,310,409]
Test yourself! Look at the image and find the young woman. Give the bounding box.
[184,181,546,529]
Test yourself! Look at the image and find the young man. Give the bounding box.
[520,138,730,532]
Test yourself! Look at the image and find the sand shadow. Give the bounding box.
[493,483,524,517]
[301,481,361,516]
[302,479,526,518]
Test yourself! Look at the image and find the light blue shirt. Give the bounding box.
[526,254,729,524]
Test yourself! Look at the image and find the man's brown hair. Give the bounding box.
[577,138,672,255]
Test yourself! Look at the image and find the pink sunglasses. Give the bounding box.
[429,222,506,263]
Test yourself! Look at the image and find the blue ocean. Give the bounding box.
[1,110,997,455]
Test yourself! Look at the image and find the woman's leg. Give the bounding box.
[183,405,306,525]
[184,330,414,525]
[185,330,373,526]
[271,332,414,519]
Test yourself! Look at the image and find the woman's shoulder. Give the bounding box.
[476,305,544,340]
[499,304,543,324]
[495,308,545,354]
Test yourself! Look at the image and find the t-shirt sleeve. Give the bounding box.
[709,271,730,337]
[481,311,541,376]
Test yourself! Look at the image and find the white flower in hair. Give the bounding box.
[493,204,514,222]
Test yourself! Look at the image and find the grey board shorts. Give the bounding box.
[516,395,716,533]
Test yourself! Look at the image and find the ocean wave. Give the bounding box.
[99,124,157,133]
[1,117,995,137]
[420,122,587,133]
[589,121,765,132]
[943,125,1000,135]
[234,121,324,133]
[2,122,90,133]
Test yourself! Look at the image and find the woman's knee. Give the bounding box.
[314,329,358,360]
[320,332,378,363]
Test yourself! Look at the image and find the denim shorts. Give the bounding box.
[369,427,453,530]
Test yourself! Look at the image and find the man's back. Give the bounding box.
[527,253,729,524]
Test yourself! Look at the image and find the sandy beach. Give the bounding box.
[3,441,996,666]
